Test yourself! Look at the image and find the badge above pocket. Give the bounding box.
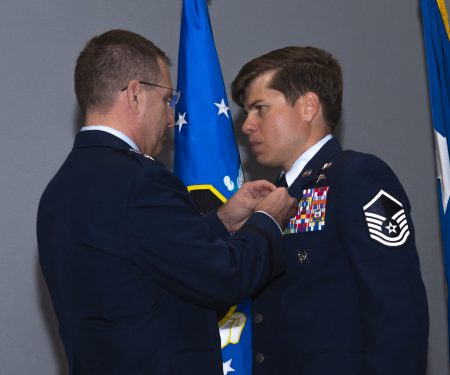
[284,187,329,234]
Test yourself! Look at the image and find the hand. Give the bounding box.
[255,188,298,229]
[217,180,276,232]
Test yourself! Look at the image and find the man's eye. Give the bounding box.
[255,105,266,114]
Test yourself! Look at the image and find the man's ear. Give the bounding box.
[126,80,141,114]
[297,92,320,122]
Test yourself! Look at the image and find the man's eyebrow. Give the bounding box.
[246,99,263,110]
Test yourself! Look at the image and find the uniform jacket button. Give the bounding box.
[255,353,265,363]
[254,313,263,324]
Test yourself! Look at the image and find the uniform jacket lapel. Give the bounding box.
[289,137,343,196]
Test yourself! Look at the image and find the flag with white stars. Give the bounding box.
[421,0,450,355]
[174,0,242,199]
[174,0,251,374]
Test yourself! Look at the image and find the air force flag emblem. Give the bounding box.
[363,189,410,247]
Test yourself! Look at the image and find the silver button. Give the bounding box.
[255,353,265,363]
[254,313,263,324]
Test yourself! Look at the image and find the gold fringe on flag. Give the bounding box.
[437,0,450,40]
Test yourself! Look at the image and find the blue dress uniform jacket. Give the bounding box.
[252,138,429,375]
[37,130,283,375]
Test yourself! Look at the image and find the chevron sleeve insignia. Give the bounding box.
[363,189,410,247]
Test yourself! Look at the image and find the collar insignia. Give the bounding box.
[316,174,327,183]
[321,162,333,170]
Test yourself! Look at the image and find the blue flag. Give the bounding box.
[174,0,252,374]
[421,0,450,355]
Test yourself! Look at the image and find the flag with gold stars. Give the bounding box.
[174,0,251,374]
[420,0,450,355]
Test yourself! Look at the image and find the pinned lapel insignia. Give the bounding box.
[302,169,312,178]
[284,186,329,234]
[316,174,327,184]
[321,162,333,170]
[297,249,310,264]
[363,189,410,247]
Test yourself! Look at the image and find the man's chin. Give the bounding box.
[255,154,274,167]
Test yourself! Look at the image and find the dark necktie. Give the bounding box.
[276,174,288,188]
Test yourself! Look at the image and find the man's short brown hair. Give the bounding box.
[231,46,342,129]
[74,29,170,112]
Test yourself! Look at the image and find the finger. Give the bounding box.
[250,180,277,193]
[259,189,272,198]
[288,207,297,218]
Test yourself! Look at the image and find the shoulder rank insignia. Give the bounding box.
[284,186,329,234]
[363,189,410,247]
[129,148,154,160]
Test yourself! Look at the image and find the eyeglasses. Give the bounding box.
[121,81,181,108]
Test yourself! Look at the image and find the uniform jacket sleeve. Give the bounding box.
[335,153,429,374]
[125,163,283,309]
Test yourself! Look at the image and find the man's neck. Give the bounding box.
[80,125,141,152]
[84,111,140,149]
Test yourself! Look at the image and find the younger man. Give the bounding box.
[232,46,429,375]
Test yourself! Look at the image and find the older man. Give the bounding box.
[37,30,296,375]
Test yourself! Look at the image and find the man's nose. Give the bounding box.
[242,115,256,134]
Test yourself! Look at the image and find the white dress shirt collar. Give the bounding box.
[283,134,333,187]
[80,125,140,151]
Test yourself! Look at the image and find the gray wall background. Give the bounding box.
[0,0,448,373]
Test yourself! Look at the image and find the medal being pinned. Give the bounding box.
[284,186,329,234]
